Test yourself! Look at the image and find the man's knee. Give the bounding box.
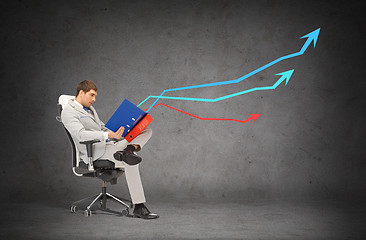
[144,127,152,138]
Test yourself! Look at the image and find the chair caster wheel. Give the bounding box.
[84,209,92,217]
[71,205,78,213]
[121,209,129,216]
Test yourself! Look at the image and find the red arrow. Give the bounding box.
[144,103,260,124]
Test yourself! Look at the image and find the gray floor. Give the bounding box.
[0,199,365,240]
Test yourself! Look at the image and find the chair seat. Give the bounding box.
[93,159,115,169]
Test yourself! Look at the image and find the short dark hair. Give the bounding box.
[76,80,97,96]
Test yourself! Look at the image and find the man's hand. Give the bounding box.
[108,126,125,139]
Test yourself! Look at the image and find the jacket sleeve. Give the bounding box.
[101,121,110,132]
[61,107,105,143]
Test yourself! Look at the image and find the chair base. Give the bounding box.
[70,185,133,217]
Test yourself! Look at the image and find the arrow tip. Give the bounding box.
[300,28,321,48]
[275,69,294,85]
[248,114,261,123]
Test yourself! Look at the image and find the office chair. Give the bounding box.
[56,95,133,217]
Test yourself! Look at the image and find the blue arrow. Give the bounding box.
[140,70,294,103]
[138,28,320,111]
[300,28,320,52]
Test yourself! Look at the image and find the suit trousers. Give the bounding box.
[99,127,152,204]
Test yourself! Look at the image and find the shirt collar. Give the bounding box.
[74,99,84,109]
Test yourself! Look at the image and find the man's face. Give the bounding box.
[79,89,97,108]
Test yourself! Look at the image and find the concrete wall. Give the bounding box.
[1,0,365,203]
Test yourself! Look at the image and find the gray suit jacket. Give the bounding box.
[61,99,109,163]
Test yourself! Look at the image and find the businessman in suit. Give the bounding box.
[61,80,158,219]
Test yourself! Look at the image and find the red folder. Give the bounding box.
[125,114,153,143]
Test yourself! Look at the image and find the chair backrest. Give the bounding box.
[57,95,86,176]
[58,95,75,110]
[57,95,124,183]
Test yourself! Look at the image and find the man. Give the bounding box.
[61,80,158,219]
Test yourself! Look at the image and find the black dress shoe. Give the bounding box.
[113,149,142,165]
[133,205,159,220]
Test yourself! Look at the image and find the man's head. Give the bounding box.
[75,80,98,108]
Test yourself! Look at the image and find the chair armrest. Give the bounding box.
[80,139,101,144]
[79,139,101,171]
[109,138,123,142]
[80,139,101,158]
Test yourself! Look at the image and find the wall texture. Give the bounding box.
[1,0,365,203]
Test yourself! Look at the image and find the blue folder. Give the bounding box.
[105,99,147,137]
